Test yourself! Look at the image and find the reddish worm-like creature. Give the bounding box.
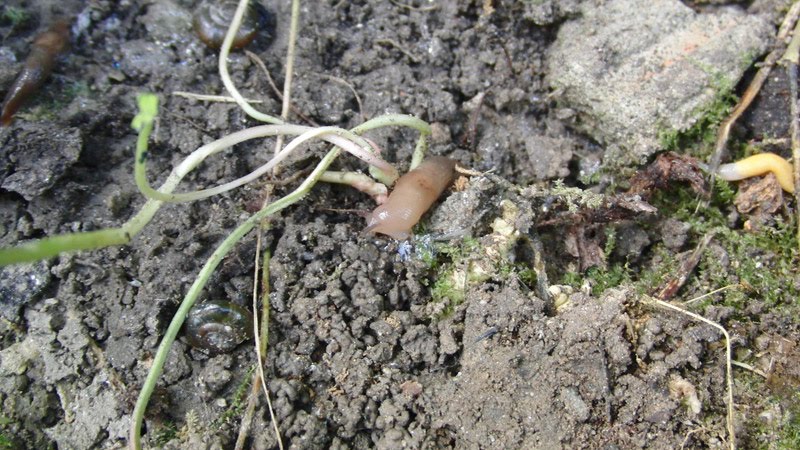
[364,156,458,239]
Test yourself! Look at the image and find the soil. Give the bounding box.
[1,0,799,449]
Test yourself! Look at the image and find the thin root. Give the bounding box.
[172,91,264,104]
[643,295,736,450]
[245,50,318,126]
[375,38,421,64]
[705,1,800,205]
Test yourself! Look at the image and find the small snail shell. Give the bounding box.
[193,0,263,50]
[185,300,254,353]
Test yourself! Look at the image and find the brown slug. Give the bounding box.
[193,0,263,50]
[1,20,70,127]
[364,156,457,240]
[184,300,254,354]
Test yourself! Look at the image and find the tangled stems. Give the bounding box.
[135,124,398,203]
[0,95,163,266]
[128,145,343,450]
[125,105,430,448]
[0,92,430,268]
[134,115,430,204]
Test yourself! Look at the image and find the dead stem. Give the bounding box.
[388,0,439,12]
[730,360,767,378]
[375,38,421,63]
[245,50,318,126]
[314,73,365,123]
[654,232,714,300]
[705,2,800,207]
[782,17,800,244]
[171,91,264,103]
[528,232,553,309]
[644,295,736,450]
[237,184,283,450]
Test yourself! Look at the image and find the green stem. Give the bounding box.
[128,147,341,450]
[0,229,129,266]
[353,114,431,179]
[0,94,163,267]
[0,110,428,267]
[135,124,396,202]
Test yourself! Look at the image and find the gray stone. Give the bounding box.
[546,0,772,168]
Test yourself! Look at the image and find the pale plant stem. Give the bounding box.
[319,171,388,202]
[135,125,397,203]
[272,0,302,169]
[644,295,736,450]
[281,0,300,127]
[171,91,263,103]
[219,0,283,124]
[251,237,283,449]
[129,147,342,450]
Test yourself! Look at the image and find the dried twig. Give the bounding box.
[643,295,736,450]
[172,91,264,103]
[245,50,318,126]
[654,232,714,300]
[388,0,439,12]
[314,73,365,123]
[705,2,800,204]
[236,185,283,450]
[376,38,421,63]
[782,17,800,243]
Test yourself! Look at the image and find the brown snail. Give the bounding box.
[193,0,265,50]
[184,300,254,353]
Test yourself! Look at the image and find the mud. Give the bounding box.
[0,0,798,449]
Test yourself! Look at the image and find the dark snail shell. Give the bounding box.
[193,0,263,50]
[185,300,254,353]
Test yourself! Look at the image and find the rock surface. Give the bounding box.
[546,0,773,167]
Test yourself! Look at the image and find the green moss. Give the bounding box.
[516,266,538,288]
[16,81,91,123]
[0,6,30,27]
[425,234,541,317]
[212,366,255,429]
[560,270,583,288]
[0,435,14,450]
[650,182,800,310]
[558,170,799,308]
[658,72,738,157]
[151,421,179,447]
[430,268,466,313]
[777,394,800,450]
[587,264,631,296]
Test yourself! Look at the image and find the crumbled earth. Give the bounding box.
[0,0,798,449]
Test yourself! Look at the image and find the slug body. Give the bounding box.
[365,156,457,240]
[184,300,254,354]
[717,153,794,193]
[1,21,70,126]
[193,0,263,50]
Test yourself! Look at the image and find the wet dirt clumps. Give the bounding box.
[0,0,793,448]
